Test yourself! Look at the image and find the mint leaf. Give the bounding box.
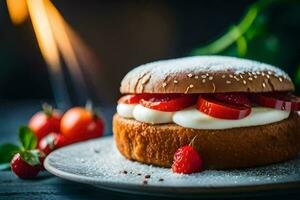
[19,126,37,150]
[0,163,10,171]
[20,150,40,166]
[0,143,20,164]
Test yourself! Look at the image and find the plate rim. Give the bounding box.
[44,136,300,197]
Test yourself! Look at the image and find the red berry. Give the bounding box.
[172,145,203,174]
[10,153,41,179]
[38,133,59,155]
[29,110,61,142]
[214,93,251,107]
[39,133,74,156]
[60,107,104,142]
[54,134,74,148]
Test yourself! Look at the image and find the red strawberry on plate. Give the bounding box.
[172,138,203,174]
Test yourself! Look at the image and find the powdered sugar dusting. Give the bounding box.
[124,56,290,80]
[46,137,300,189]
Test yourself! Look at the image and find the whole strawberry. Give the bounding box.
[38,132,73,155]
[38,133,59,155]
[29,103,61,142]
[172,144,203,174]
[0,126,44,179]
[11,153,41,179]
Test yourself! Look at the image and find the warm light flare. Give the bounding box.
[45,0,88,101]
[26,0,61,72]
[45,0,79,70]
[6,0,28,25]
[6,0,102,106]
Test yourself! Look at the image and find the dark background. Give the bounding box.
[0,0,299,106]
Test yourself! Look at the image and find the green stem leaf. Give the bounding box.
[42,103,53,117]
[236,34,248,56]
[295,64,300,84]
[20,150,41,166]
[191,0,270,55]
[0,143,20,164]
[19,126,37,150]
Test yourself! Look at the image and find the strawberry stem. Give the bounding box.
[42,103,53,117]
[85,100,98,120]
[189,136,197,147]
[85,100,93,112]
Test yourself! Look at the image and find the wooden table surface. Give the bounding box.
[0,101,299,200]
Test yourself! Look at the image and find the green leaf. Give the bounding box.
[295,64,300,84]
[19,126,37,150]
[236,35,248,57]
[0,163,10,171]
[191,4,259,55]
[0,143,20,163]
[190,0,271,56]
[20,150,40,166]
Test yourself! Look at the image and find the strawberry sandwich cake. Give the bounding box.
[113,56,300,171]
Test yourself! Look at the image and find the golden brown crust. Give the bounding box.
[120,56,294,94]
[113,113,300,169]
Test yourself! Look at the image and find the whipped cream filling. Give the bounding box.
[173,107,290,130]
[116,103,136,118]
[117,103,290,129]
[132,104,173,124]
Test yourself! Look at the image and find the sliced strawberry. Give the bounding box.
[214,93,251,107]
[140,94,197,112]
[255,92,300,111]
[197,95,251,120]
[118,94,153,104]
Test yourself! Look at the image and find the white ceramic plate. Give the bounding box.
[45,136,300,198]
